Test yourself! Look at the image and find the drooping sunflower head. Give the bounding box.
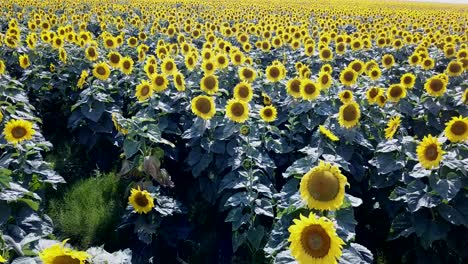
[386,84,407,102]
[416,135,445,170]
[135,80,153,102]
[424,76,447,97]
[191,95,216,120]
[39,240,89,264]
[338,101,361,129]
[259,105,277,123]
[400,73,416,89]
[338,90,353,104]
[173,71,186,92]
[200,74,219,95]
[339,68,357,87]
[446,60,463,77]
[3,119,35,145]
[92,62,111,81]
[238,67,257,82]
[233,82,253,102]
[128,186,155,214]
[288,213,345,264]
[300,79,321,101]
[384,116,401,139]
[382,54,395,69]
[444,116,468,143]
[319,125,339,141]
[152,74,169,93]
[299,161,347,210]
[226,99,249,123]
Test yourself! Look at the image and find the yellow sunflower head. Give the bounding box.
[321,64,333,74]
[386,84,407,102]
[161,57,177,75]
[238,67,257,83]
[416,135,445,170]
[265,63,286,82]
[85,46,99,61]
[349,60,365,75]
[338,90,353,104]
[135,80,153,102]
[19,54,30,69]
[367,67,381,81]
[173,71,186,92]
[319,47,333,61]
[288,213,344,264]
[152,74,169,93]
[202,60,217,75]
[382,54,395,69]
[259,105,277,123]
[299,160,347,210]
[446,60,463,77]
[400,73,416,89]
[233,82,253,102]
[339,68,357,87]
[92,62,111,81]
[191,95,216,120]
[120,57,134,75]
[226,99,249,123]
[3,119,35,145]
[444,116,468,143]
[39,239,89,264]
[128,186,155,214]
[384,116,401,139]
[421,58,435,70]
[319,125,339,141]
[338,101,361,129]
[0,60,6,75]
[300,79,321,101]
[424,76,447,97]
[200,74,219,95]
[287,78,302,98]
[318,71,332,90]
[107,51,122,68]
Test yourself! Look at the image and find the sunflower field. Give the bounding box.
[0,0,467,263]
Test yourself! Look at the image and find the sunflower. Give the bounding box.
[408,54,420,66]
[173,71,186,92]
[367,67,381,81]
[319,125,339,141]
[349,60,365,75]
[338,90,353,103]
[400,73,416,89]
[386,84,407,102]
[238,67,257,82]
[3,119,35,144]
[152,74,169,92]
[19,54,30,69]
[424,76,447,97]
[318,71,332,89]
[300,79,320,101]
[120,57,134,75]
[366,87,383,104]
[107,51,122,68]
[0,60,6,75]
[201,60,217,75]
[226,99,249,123]
[286,78,302,98]
[384,116,401,139]
[338,101,361,129]
[339,68,357,87]
[85,46,99,61]
[446,60,463,77]
[416,135,444,169]
[444,116,468,143]
[39,239,89,264]
[103,36,116,49]
[382,54,395,69]
[265,64,285,82]
[299,161,347,210]
[321,64,333,74]
[463,89,468,104]
[376,95,387,108]
[318,47,333,61]
[128,186,155,214]
[144,62,157,78]
[191,95,216,120]
[77,70,89,89]
[135,80,153,102]
[421,58,435,70]
[92,62,111,81]
[233,82,253,102]
[0,255,5,263]
[288,213,344,264]
[200,74,219,95]
[259,105,277,122]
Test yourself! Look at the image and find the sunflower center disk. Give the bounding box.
[424,144,439,161]
[231,103,245,117]
[430,80,443,91]
[155,76,164,86]
[238,87,249,98]
[451,121,467,135]
[291,81,301,93]
[243,69,252,79]
[52,255,81,264]
[97,67,106,75]
[308,170,340,201]
[264,109,273,117]
[135,193,149,207]
[269,67,280,78]
[369,89,378,98]
[141,86,150,96]
[305,84,316,94]
[390,87,402,98]
[12,126,27,139]
[196,98,211,114]
[344,71,354,82]
[301,225,331,258]
[204,77,216,90]
[343,105,357,121]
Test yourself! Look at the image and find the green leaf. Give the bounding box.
[247,226,265,250]
[17,198,39,211]
[123,139,140,158]
[429,172,461,201]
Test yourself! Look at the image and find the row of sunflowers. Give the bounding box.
[0,0,467,263]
